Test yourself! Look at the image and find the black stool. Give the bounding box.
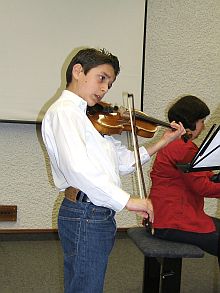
[127,227,205,293]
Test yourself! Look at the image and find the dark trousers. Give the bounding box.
[154,217,220,257]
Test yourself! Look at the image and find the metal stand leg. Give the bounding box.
[142,257,182,293]
[143,257,161,293]
[160,258,182,293]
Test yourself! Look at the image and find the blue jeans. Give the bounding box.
[58,197,116,293]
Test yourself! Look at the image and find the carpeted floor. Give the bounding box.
[0,232,219,293]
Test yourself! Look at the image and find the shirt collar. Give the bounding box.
[62,89,87,113]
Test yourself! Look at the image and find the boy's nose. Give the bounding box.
[101,83,109,93]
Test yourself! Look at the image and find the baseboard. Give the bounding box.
[0,227,129,241]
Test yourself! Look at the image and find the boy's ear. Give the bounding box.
[72,64,83,80]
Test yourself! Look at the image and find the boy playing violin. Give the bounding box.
[41,47,185,293]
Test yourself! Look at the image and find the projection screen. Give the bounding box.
[0,0,146,122]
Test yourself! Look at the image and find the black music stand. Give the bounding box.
[176,124,220,173]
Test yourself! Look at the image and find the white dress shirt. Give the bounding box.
[41,90,150,211]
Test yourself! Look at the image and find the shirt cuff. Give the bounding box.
[139,146,150,164]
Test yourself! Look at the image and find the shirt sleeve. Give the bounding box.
[48,105,130,212]
[183,171,220,198]
[104,136,151,176]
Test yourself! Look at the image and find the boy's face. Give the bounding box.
[73,64,116,106]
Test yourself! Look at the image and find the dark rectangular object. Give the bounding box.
[0,205,17,221]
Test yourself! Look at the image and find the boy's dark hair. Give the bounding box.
[168,95,210,130]
[66,48,120,86]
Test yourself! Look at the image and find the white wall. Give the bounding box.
[143,0,220,218]
[1,0,220,229]
[0,123,140,229]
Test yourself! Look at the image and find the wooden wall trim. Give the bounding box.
[0,227,129,234]
[0,228,130,241]
[0,228,58,234]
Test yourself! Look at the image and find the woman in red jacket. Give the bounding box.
[150,95,220,256]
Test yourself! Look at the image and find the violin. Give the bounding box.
[87,101,190,142]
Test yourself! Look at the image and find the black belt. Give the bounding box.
[76,191,90,202]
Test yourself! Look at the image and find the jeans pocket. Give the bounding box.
[58,206,82,257]
[87,206,115,223]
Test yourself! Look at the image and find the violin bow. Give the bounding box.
[126,93,154,234]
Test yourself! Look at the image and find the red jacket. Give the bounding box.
[150,139,220,233]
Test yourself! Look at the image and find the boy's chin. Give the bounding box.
[87,99,98,107]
